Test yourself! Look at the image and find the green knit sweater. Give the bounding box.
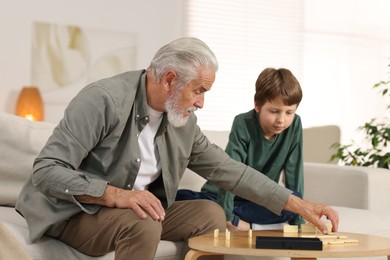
[201,109,304,223]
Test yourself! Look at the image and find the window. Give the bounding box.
[184,0,304,130]
[183,0,390,144]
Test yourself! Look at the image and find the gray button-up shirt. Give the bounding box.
[16,70,291,242]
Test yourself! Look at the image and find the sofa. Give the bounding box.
[1,112,390,260]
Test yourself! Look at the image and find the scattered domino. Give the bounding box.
[300,234,317,238]
[284,222,358,246]
[326,223,333,233]
[344,239,358,243]
[301,223,317,233]
[283,225,298,233]
[316,234,340,239]
[214,229,219,238]
[328,239,346,245]
[300,222,333,234]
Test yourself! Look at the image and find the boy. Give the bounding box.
[176,68,304,231]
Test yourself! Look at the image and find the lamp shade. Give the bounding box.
[15,86,44,121]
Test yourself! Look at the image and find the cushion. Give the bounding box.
[0,206,183,260]
[0,221,32,260]
[302,125,340,164]
[332,206,390,238]
[0,113,55,206]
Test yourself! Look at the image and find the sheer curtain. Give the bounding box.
[183,0,304,130]
[183,0,390,143]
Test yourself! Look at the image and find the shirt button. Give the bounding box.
[136,114,140,118]
[136,158,141,163]
[127,184,132,189]
[136,133,139,138]
[65,189,69,193]
[145,116,149,121]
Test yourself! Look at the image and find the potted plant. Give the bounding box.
[330,65,390,169]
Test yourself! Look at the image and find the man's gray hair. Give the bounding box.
[147,37,218,89]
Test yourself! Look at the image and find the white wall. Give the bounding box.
[300,0,390,145]
[0,0,183,121]
[1,0,389,147]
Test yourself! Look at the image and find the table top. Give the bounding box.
[188,230,390,258]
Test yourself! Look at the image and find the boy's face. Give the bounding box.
[255,97,298,140]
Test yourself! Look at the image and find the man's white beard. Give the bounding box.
[165,89,195,128]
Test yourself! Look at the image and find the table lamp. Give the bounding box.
[15,86,44,121]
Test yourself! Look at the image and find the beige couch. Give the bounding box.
[1,112,390,260]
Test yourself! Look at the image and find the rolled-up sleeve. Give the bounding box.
[32,85,116,211]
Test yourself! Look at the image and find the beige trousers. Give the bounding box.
[57,200,226,260]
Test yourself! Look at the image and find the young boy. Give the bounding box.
[176,68,304,231]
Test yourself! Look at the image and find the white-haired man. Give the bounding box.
[16,37,338,260]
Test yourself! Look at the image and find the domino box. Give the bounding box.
[256,236,323,250]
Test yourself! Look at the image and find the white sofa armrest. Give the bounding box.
[178,169,206,192]
[178,130,229,192]
[303,162,390,212]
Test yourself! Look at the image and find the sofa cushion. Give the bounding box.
[0,113,55,206]
[333,206,390,238]
[0,206,184,260]
[0,221,32,260]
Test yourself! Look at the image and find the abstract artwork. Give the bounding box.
[30,21,137,122]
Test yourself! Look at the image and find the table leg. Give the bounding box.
[184,249,222,260]
[387,256,390,260]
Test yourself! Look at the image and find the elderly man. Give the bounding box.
[16,37,338,260]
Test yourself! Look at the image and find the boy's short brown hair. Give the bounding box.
[254,68,302,108]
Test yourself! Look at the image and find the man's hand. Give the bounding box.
[75,185,165,221]
[226,219,250,232]
[284,194,339,234]
[113,188,165,221]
